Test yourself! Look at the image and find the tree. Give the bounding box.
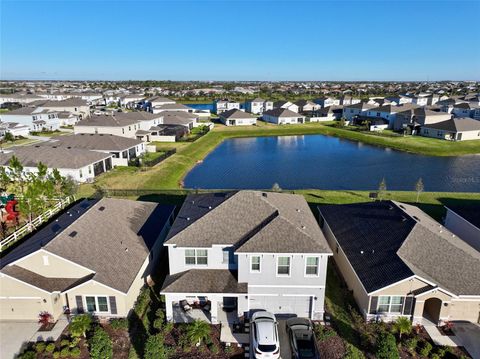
[375,333,399,359]
[4,132,14,142]
[271,183,281,192]
[185,319,211,346]
[339,118,346,127]
[8,156,26,195]
[89,327,113,359]
[415,177,424,203]
[378,177,387,200]
[392,316,412,340]
[0,167,9,191]
[69,314,92,338]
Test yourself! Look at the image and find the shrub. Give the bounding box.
[153,309,165,331]
[38,311,53,326]
[144,334,168,359]
[419,341,432,357]
[89,327,113,359]
[19,351,35,359]
[128,347,140,359]
[392,317,412,340]
[314,324,336,341]
[60,338,70,347]
[60,347,70,358]
[69,314,92,338]
[431,354,440,359]
[46,343,56,353]
[134,287,151,317]
[375,333,399,359]
[405,337,418,354]
[344,343,365,359]
[186,319,211,346]
[53,351,61,359]
[70,347,81,358]
[35,342,46,353]
[110,318,129,330]
[69,337,81,348]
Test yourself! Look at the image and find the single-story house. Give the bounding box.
[0,122,30,138]
[394,108,452,131]
[42,133,147,166]
[444,204,480,252]
[0,198,175,321]
[420,117,480,141]
[318,201,480,325]
[0,145,113,182]
[263,108,305,125]
[219,109,257,126]
[152,103,194,114]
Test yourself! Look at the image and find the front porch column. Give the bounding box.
[211,299,218,324]
[165,295,174,322]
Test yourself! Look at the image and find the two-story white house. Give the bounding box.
[214,100,240,114]
[342,103,378,121]
[161,191,332,324]
[0,107,61,131]
[245,98,273,114]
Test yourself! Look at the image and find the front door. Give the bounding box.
[423,298,442,324]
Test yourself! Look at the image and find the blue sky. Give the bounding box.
[1,0,479,81]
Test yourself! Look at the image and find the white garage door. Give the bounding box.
[0,298,44,321]
[249,295,312,318]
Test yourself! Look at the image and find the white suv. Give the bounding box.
[251,311,280,359]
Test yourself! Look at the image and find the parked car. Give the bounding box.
[251,311,280,359]
[286,317,320,359]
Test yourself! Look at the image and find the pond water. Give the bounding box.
[184,135,480,192]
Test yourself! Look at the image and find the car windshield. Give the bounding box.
[297,339,315,358]
[258,344,277,352]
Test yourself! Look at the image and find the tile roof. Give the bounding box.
[161,269,247,294]
[165,191,331,254]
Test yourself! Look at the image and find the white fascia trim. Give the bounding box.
[248,285,325,289]
[248,294,279,297]
[368,275,417,295]
[235,252,331,256]
[282,294,315,297]
[0,272,52,295]
[161,292,246,297]
[62,279,127,296]
[0,296,42,299]
[412,281,457,299]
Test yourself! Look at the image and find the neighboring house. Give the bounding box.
[0,145,113,182]
[338,96,361,106]
[452,103,480,119]
[420,117,480,141]
[384,95,413,106]
[318,201,480,324]
[444,204,480,252]
[77,92,104,105]
[120,94,145,108]
[219,109,257,126]
[43,133,146,166]
[161,191,332,324]
[214,100,240,114]
[295,100,321,114]
[0,107,61,131]
[74,112,163,139]
[393,108,452,131]
[0,198,175,321]
[35,98,90,119]
[245,98,273,114]
[0,121,30,138]
[342,103,378,121]
[263,108,305,125]
[365,104,419,128]
[57,111,80,126]
[309,106,343,122]
[273,101,299,114]
[0,94,45,105]
[314,97,340,108]
[153,103,194,114]
[160,111,198,131]
[147,96,176,109]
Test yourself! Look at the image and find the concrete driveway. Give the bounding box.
[0,321,40,358]
[452,322,480,359]
[278,320,292,359]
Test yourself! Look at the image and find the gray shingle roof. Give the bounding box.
[76,112,161,127]
[220,109,256,120]
[161,269,247,294]
[165,191,331,254]
[0,146,112,169]
[44,198,175,293]
[263,108,302,118]
[43,133,143,152]
[423,118,480,132]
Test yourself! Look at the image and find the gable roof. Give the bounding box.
[220,109,256,119]
[1,198,175,293]
[0,145,112,169]
[43,133,143,151]
[165,191,331,254]
[423,117,480,132]
[76,112,161,127]
[263,108,302,118]
[319,201,480,295]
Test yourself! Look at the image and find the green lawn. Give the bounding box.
[1,138,40,148]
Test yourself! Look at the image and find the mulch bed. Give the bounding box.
[38,322,56,332]
[438,324,455,336]
[317,335,346,359]
[102,324,130,359]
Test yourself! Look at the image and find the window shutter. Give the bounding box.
[370,296,378,314]
[109,296,117,315]
[403,296,414,315]
[75,296,84,314]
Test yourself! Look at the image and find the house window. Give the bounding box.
[223,250,229,264]
[251,255,261,272]
[305,257,319,276]
[377,296,404,313]
[79,169,83,178]
[184,249,208,265]
[277,256,291,276]
[85,296,109,313]
[376,112,381,117]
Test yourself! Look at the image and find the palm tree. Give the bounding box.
[186,319,211,346]
[392,316,412,340]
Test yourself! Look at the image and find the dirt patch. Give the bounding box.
[317,335,346,359]
[102,324,130,359]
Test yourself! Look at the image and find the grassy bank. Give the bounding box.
[78,122,480,196]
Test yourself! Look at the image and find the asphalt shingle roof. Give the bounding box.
[42,133,143,151]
